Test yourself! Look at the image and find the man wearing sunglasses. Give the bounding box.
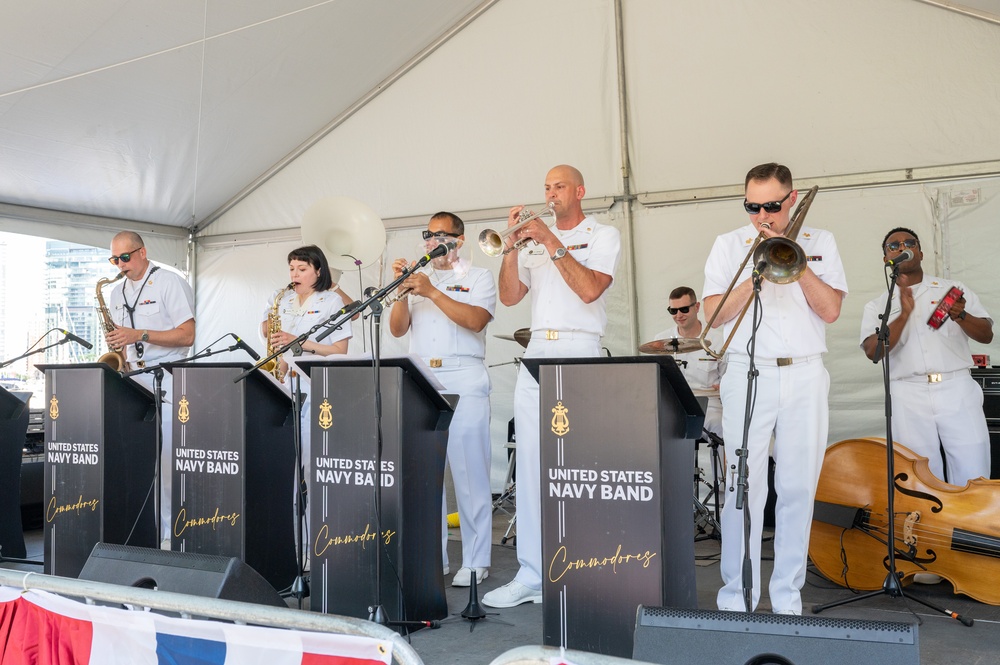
[653,286,724,437]
[860,228,992,487]
[483,164,621,609]
[389,212,497,589]
[106,231,195,547]
[703,163,847,615]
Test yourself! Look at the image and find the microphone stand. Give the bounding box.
[0,337,76,369]
[735,269,764,613]
[811,265,972,625]
[122,361,168,545]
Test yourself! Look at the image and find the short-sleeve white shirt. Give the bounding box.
[517,216,621,335]
[703,224,847,358]
[859,275,992,380]
[407,265,496,359]
[264,288,353,362]
[109,262,195,364]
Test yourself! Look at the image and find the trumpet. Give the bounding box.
[478,203,555,257]
[381,264,432,306]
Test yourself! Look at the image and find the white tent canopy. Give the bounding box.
[3,0,999,479]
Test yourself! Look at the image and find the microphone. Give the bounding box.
[230,334,261,361]
[751,259,768,277]
[415,241,458,267]
[315,301,363,342]
[886,249,914,266]
[59,329,93,350]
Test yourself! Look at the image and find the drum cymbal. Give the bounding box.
[638,337,703,355]
[494,328,530,349]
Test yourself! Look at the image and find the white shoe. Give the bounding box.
[772,609,799,615]
[482,580,542,608]
[443,565,450,576]
[452,567,489,587]
[913,573,943,584]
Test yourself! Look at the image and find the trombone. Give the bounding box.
[698,186,819,359]
[478,203,555,257]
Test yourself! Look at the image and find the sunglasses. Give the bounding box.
[108,247,143,265]
[668,304,696,315]
[884,238,918,252]
[421,230,460,241]
[743,191,792,215]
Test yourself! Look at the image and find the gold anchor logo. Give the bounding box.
[49,395,59,420]
[318,398,334,430]
[177,395,190,424]
[550,401,569,437]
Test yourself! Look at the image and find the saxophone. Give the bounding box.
[262,283,294,380]
[96,272,128,371]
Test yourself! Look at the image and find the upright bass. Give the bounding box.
[809,438,1000,606]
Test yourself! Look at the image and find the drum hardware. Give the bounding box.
[638,337,704,355]
[698,185,819,359]
[493,328,530,349]
[694,429,725,541]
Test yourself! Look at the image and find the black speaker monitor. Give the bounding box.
[633,606,918,665]
[79,543,285,608]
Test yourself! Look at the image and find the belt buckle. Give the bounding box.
[777,358,793,367]
[136,361,146,368]
[546,330,559,341]
[429,358,443,368]
[928,373,942,383]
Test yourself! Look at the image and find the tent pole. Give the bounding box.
[614,0,639,350]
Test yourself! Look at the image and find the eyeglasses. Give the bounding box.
[668,304,696,315]
[108,247,143,265]
[884,238,918,252]
[743,191,792,215]
[421,230,461,241]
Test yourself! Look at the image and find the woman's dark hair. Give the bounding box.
[287,244,333,291]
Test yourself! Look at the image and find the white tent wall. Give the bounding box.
[624,0,1000,189]
[192,0,1000,488]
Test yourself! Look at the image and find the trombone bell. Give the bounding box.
[752,237,806,284]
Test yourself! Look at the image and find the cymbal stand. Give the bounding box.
[811,263,972,625]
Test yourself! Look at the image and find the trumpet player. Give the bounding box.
[388,212,497,588]
[105,231,195,547]
[703,163,847,615]
[484,165,621,609]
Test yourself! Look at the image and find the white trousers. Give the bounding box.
[716,356,829,614]
[889,374,990,485]
[435,362,493,569]
[513,337,602,591]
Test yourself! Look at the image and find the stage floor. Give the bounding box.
[6,516,1000,664]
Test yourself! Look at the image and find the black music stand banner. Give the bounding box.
[167,362,295,592]
[0,387,31,559]
[523,356,703,658]
[36,363,157,577]
[296,356,455,626]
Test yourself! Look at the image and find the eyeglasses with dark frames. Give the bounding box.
[884,239,918,252]
[108,247,143,265]
[668,304,696,315]
[743,191,792,215]
[421,230,461,241]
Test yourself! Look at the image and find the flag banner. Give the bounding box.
[0,587,392,665]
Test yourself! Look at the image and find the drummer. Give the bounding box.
[653,286,724,437]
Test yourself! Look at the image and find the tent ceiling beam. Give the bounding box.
[195,196,617,248]
[0,202,189,239]
[912,0,1000,25]
[193,0,501,236]
[638,160,1000,208]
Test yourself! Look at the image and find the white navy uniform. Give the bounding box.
[110,262,195,542]
[265,288,353,472]
[860,275,992,484]
[405,264,497,572]
[510,217,621,591]
[653,324,725,437]
[704,224,847,614]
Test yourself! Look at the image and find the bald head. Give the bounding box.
[112,231,144,248]
[547,164,585,188]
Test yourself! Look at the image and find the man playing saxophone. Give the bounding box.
[702,163,847,615]
[104,231,195,547]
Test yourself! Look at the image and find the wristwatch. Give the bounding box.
[958,311,967,321]
[551,247,567,261]
[140,330,149,342]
